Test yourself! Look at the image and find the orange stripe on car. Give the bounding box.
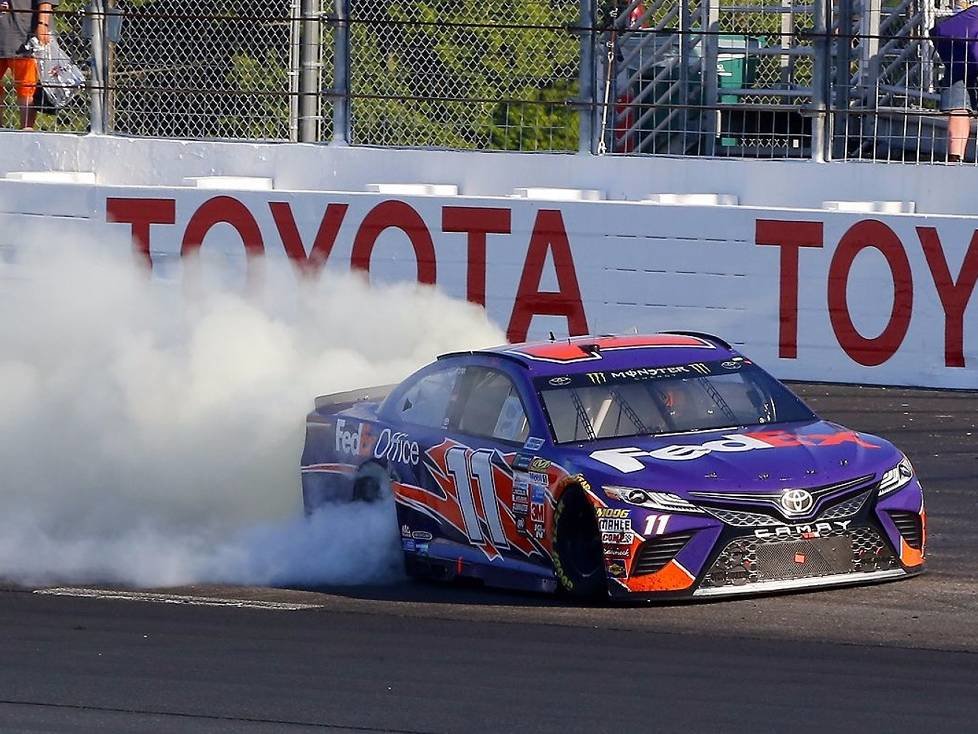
[899,508,926,567]
[625,560,696,593]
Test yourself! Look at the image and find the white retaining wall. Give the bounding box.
[1,132,975,389]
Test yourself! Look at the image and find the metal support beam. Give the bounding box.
[88,0,106,135]
[331,0,350,145]
[678,0,692,149]
[702,0,720,156]
[297,0,322,142]
[810,0,830,161]
[578,0,595,154]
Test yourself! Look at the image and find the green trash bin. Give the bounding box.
[716,34,765,146]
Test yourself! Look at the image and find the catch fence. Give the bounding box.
[0,0,972,163]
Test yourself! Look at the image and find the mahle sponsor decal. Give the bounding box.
[590,431,879,472]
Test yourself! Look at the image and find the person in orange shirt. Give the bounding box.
[0,0,57,129]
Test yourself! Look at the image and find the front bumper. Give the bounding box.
[603,479,926,600]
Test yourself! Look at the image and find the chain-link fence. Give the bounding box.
[108,0,308,140]
[346,0,581,151]
[0,0,974,163]
[0,2,90,132]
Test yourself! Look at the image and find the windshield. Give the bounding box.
[536,358,815,444]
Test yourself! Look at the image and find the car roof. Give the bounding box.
[438,332,737,377]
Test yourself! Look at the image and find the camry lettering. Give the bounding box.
[754,520,851,539]
[590,432,879,471]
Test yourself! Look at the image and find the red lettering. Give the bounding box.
[812,431,878,449]
[916,227,978,368]
[182,196,265,258]
[269,201,349,278]
[828,220,913,367]
[442,206,511,307]
[351,201,436,284]
[106,197,176,269]
[507,210,588,343]
[745,430,803,448]
[181,196,265,288]
[755,219,824,359]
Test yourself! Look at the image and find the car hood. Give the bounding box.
[573,420,899,496]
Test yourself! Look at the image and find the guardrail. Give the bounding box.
[3,0,972,164]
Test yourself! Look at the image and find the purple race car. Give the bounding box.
[300,333,926,600]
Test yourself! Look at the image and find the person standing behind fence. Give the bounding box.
[0,0,56,130]
[932,0,978,163]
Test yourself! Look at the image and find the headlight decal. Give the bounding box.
[878,455,914,497]
[602,485,705,514]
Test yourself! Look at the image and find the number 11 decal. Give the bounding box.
[445,446,509,547]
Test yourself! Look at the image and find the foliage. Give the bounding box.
[348,0,581,150]
[12,0,584,150]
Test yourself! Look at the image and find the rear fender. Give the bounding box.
[301,413,383,513]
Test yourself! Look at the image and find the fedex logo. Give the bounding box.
[590,431,878,472]
[336,418,369,457]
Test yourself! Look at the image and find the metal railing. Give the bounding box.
[0,0,972,163]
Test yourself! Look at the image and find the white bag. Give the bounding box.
[31,35,86,112]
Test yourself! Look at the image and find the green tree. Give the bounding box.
[349,0,581,150]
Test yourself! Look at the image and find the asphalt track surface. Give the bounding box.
[2,383,976,733]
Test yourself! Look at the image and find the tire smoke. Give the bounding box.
[0,240,502,588]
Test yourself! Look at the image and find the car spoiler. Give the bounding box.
[314,384,398,411]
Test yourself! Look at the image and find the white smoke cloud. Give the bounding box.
[0,238,502,588]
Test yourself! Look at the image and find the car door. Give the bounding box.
[434,365,553,567]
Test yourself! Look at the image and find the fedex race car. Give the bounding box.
[300,333,925,600]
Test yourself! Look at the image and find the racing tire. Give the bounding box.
[551,487,606,599]
[352,462,390,503]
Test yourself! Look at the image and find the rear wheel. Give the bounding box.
[551,488,606,598]
[352,463,390,503]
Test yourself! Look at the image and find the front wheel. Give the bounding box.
[551,488,606,598]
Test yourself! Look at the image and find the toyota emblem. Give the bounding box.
[780,489,814,516]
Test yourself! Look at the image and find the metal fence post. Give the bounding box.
[832,0,854,160]
[88,0,106,135]
[679,0,692,143]
[297,0,322,142]
[810,0,829,162]
[701,0,720,156]
[578,0,595,154]
[331,0,350,145]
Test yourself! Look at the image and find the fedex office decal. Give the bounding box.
[756,218,978,369]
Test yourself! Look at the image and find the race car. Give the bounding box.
[300,333,925,599]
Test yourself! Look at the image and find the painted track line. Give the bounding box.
[32,587,322,611]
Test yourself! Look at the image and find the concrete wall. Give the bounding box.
[1,132,975,388]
